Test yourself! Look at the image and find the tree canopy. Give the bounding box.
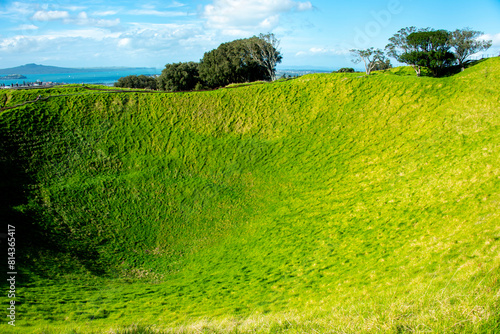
[386,27,492,77]
[336,67,355,73]
[114,75,157,89]
[199,35,281,89]
[386,27,428,76]
[372,58,392,71]
[157,62,201,92]
[398,30,456,77]
[115,34,282,92]
[350,48,388,75]
[245,33,283,81]
[451,28,493,70]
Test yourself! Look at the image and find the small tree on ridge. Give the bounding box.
[451,28,492,71]
[350,48,387,75]
[386,26,430,76]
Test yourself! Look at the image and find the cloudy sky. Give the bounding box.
[1,0,499,70]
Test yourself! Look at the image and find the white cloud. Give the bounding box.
[32,10,70,21]
[310,47,327,53]
[13,24,39,31]
[61,5,87,12]
[169,1,187,8]
[0,2,33,18]
[0,22,206,55]
[479,33,500,46]
[0,32,134,67]
[118,38,132,47]
[122,22,205,49]
[202,0,313,35]
[0,34,70,54]
[46,28,122,40]
[92,10,118,17]
[108,22,213,64]
[127,9,191,17]
[1,28,121,48]
[67,11,120,27]
[0,27,125,55]
[296,2,313,11]
[0,36,32,52]
[30,9,120,28]
[296,46,349,56]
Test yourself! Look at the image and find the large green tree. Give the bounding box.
[401,30,456,77]
[386,27,428,76]
[157,62,200,92]
[199,37,273,89]
[387,28,456,77]
[451,28,492,71]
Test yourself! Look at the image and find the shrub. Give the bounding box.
[114,75,157,89]
[336,67,355,73]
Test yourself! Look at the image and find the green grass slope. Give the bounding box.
[1,58,500,333]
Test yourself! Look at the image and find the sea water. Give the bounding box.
[0,68,160,86]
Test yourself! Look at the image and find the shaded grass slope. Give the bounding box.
[1,58,500,333]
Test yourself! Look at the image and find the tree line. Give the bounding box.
[115,27,493,90]
[351,27,493,77]
[115,33,282,91]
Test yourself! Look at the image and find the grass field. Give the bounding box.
[1,58,500,333]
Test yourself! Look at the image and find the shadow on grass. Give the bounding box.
[0,117,107,288]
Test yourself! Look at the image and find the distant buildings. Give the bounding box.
[0,81,65,89]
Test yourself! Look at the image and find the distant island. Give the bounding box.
[0,63,156,75]
[0,74,27,80]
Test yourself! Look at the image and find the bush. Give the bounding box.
[114,75,157,89]
[157,62,201,92]
[373,59,393,71]
[336,67,355,73]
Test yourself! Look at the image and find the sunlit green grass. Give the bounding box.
[1,58,499,333]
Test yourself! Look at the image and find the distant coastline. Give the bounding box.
[0,64,337,88]
[0,66,160,87]
[0,63,156,76]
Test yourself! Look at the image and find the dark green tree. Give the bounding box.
[336,67,355,73]
[199,37,270,89]
[387,28,456,77]
[451,28,492,71]
[114,75,157,89]
[398,30,456,77]
[157,62,200,92]
[386,27,430,76]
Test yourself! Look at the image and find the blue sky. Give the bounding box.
[1,0,499,70]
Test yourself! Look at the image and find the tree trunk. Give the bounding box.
[412,65,421,77]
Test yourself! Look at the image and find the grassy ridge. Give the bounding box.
[1,58,500,333]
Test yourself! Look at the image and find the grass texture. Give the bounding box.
[1,58,499,333]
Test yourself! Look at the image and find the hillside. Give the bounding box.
[1,58,500,333]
